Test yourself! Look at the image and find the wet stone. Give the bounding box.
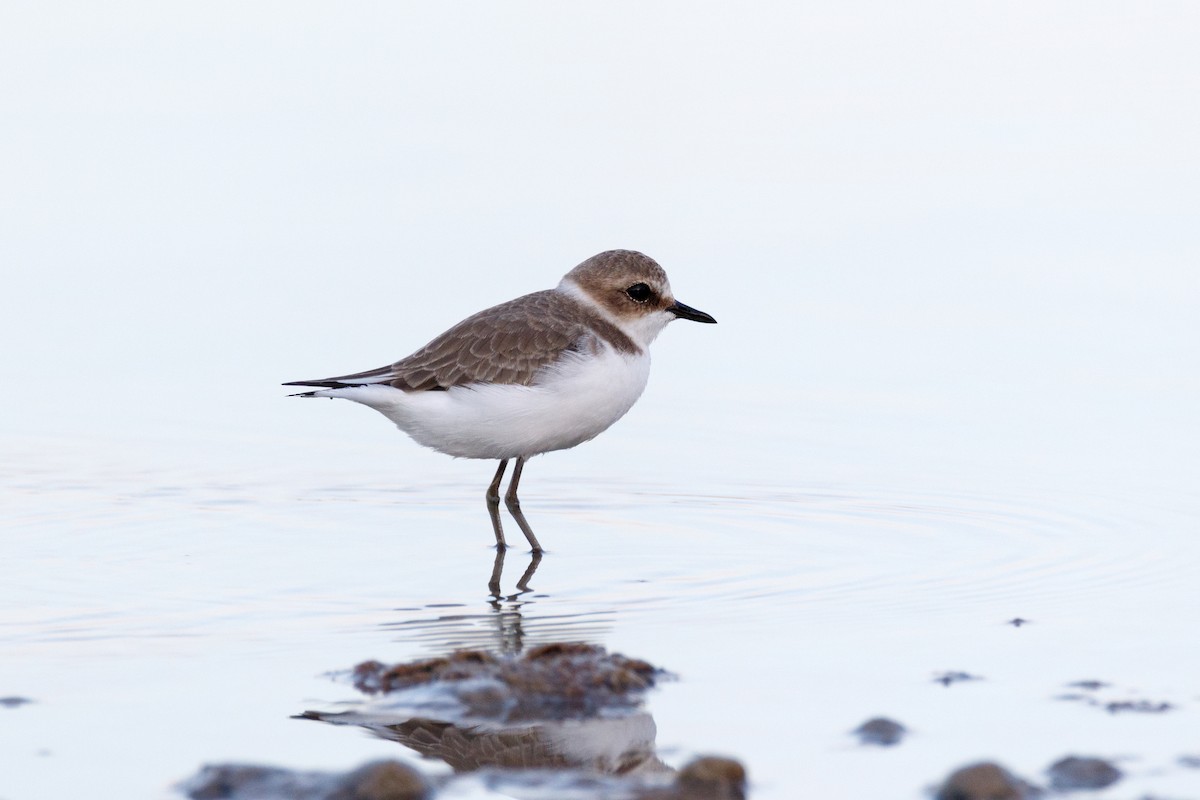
[639,756,747,800]
[1046,756,1122,791]
[935,761,1038,800]
[332,761,428,800]
[853,717,907,746]
[676,757,747,800]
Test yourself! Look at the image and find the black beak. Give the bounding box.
[669,300,717,324]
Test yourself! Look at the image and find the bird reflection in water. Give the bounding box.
[299,549,745,799]
[299,641,679,792]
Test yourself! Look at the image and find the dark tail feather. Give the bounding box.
[283,379,356,398]
[283,379,353,388]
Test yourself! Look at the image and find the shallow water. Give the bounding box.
[4,383,1199,798]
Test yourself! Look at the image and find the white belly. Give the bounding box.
[319,347,652,460]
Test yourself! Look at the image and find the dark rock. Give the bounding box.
[331,761,428,800]
[1178,754,1200,769]
[1047,756,1122,791]
[853,717,906,746]
[668,756,747,800]
[936,761,1036,800]
[1007,618,1031,627]
[1065,680,1108,691]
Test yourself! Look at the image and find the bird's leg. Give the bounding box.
[504,456,543,553]
[487,459,509,550]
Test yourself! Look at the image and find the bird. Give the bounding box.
[284,249,716,552]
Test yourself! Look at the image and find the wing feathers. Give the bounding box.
[284,290,638,393]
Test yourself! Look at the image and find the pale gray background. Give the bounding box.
[2,3,1199,799]
[3,1,1196,488]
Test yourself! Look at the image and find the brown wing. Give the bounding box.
[285,291,602,392]
[388,290,595,390]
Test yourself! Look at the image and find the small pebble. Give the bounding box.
[1046,755,1121,791]
[853,717,907,746]
[334,760,428,800]
[674,756,747,800]
[936,761,1034,800]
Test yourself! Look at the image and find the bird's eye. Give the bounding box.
[625,283,653,303]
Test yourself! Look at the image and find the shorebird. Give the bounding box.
[285,249,715,551]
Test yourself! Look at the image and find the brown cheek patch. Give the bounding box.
[597,290,633,318]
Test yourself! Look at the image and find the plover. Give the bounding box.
[285,249,716,551]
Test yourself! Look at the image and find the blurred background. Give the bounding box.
[2,3,1199,799]
[2,1,1196,495]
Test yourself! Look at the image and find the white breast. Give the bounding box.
[322,345,652,460]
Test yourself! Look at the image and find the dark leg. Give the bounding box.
[486,459,508,550]
[504,456,543,553]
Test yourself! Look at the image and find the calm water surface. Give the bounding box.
[3,386,1198,799]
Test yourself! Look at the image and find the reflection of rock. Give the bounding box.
[1046,756,1121,791]
[852,717,906,746]
[935,761,1039,800]
[182,760,428,800]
